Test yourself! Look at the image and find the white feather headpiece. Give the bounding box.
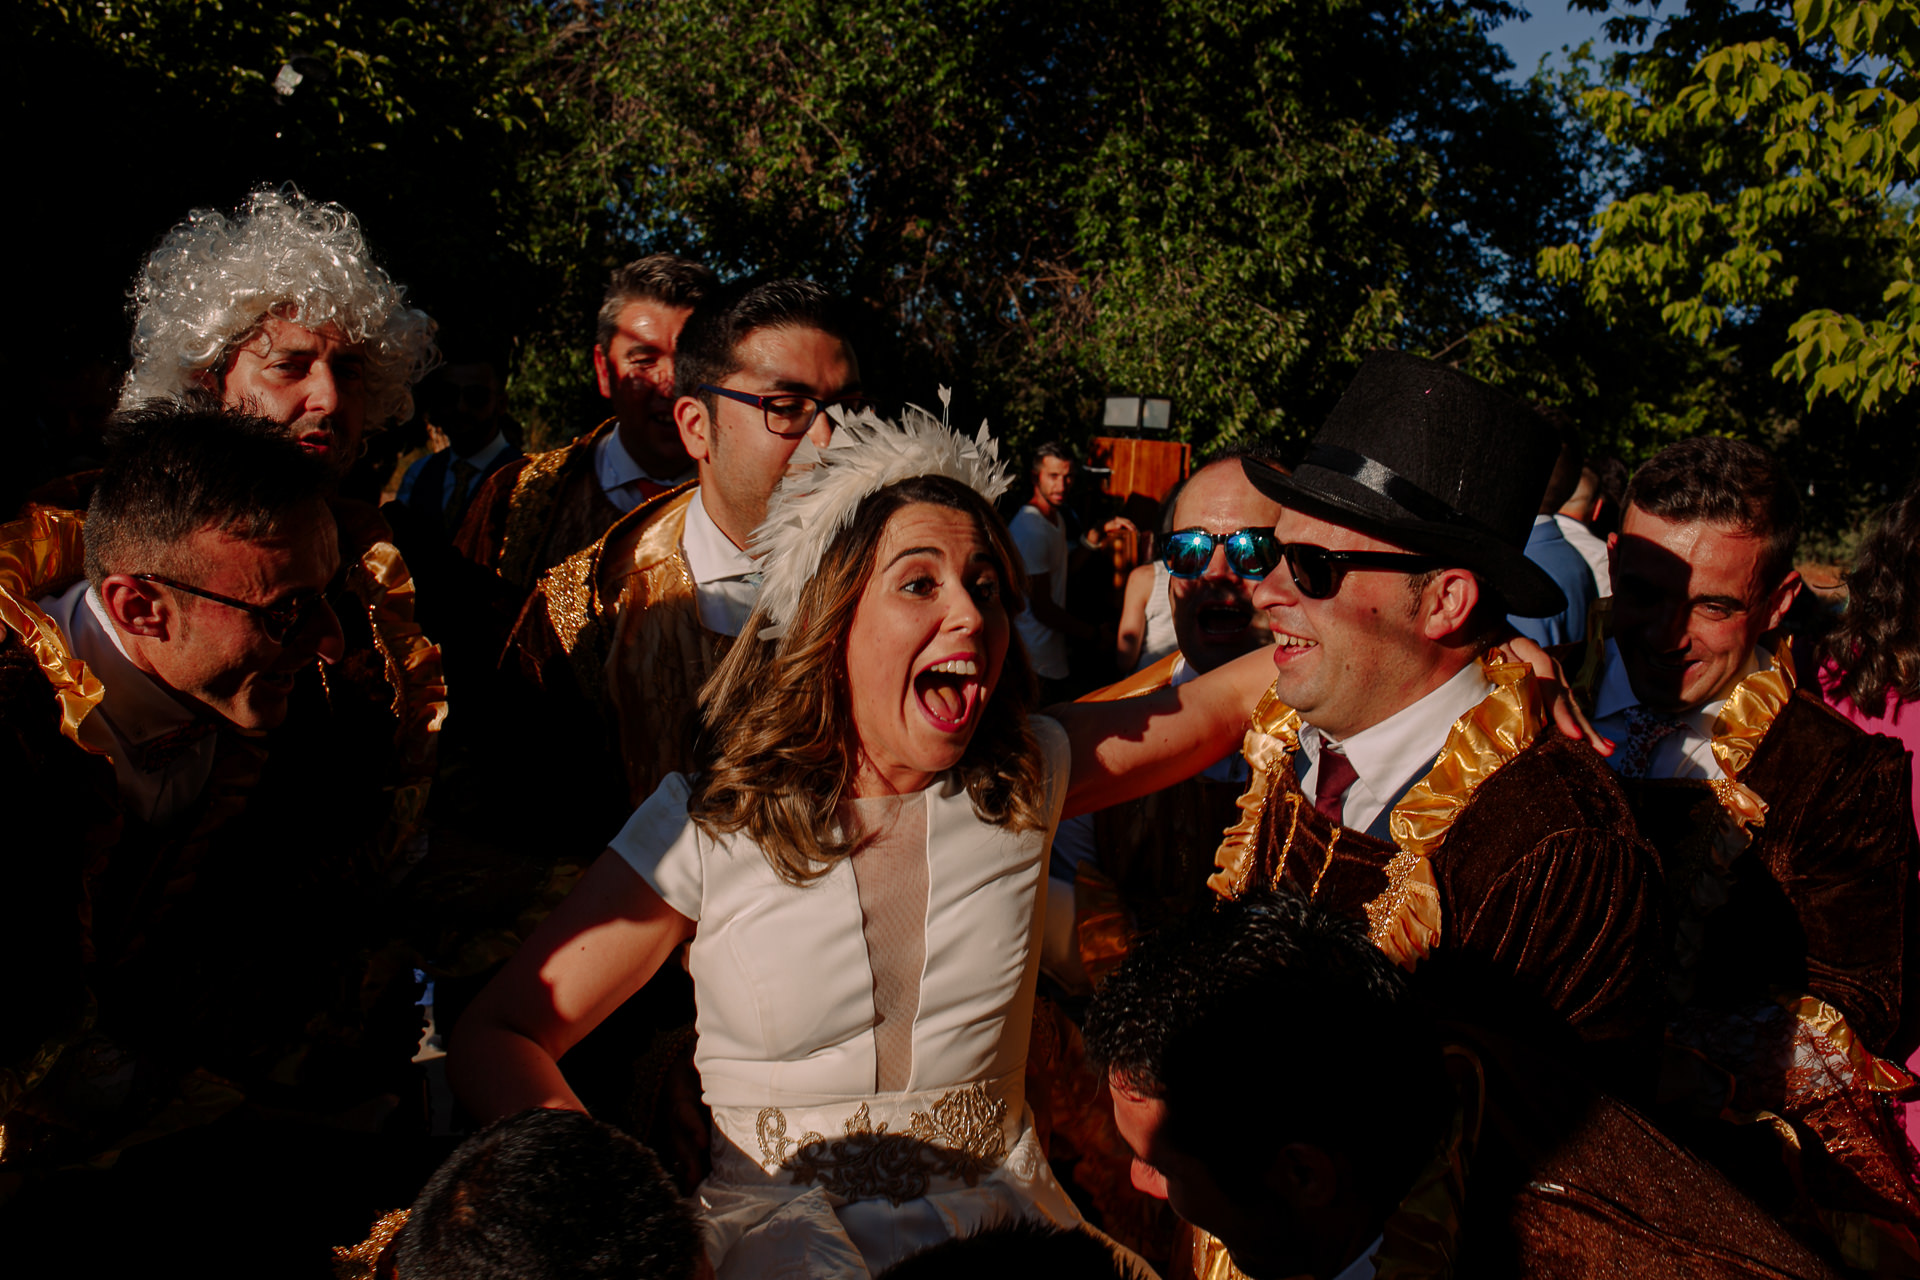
[750,389,1014,639]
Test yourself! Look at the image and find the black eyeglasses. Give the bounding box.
[1162,528,1283,579]
[134,574,332,645]
[1268,542,1447,600]
[699,384,869,438]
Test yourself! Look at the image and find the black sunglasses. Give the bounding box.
[134,574,332,645]
[1269,542,1447,600]
[699,384,870,439]
[1162,528,1283,579]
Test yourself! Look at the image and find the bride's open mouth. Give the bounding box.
[913,655,986,732]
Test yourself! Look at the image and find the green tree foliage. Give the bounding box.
[514,0,1586,456]
[1547,0,1918,416]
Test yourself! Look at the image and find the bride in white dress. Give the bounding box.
[449,413,1274,1276]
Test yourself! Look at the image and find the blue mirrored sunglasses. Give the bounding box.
[1161,528,1281,580]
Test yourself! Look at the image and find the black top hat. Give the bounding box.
[1243,350,1567,617]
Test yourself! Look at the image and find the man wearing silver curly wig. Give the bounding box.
[121,186,439,476]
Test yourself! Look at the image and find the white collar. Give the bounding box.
[1304,659,1492,816]
[51,582,202,746]
[682,488,759,587]
[457,429,512,470]
[595,423,693,492]
[1531,513,1557,529]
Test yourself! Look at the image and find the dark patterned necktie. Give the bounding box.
[1617,706,1685,778]
[447,458,481,532]
[1314,745,1359,824]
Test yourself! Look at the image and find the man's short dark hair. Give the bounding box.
[1625,437,1801,590]
[596,255,716,350]
[1031,441,1075,472]
[878,1220,1149,1280]
[670,277,855,402]
[392,1107,700,1280]
[1084,891,1452,1216]
[83,404,331,588]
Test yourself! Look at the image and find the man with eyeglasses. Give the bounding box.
[455,255,715,593]
[414,282,863,1184]
[0,406,415,1200]
[1206,351,1666,1107]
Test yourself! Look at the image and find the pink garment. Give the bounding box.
[1820,660,1920,1147]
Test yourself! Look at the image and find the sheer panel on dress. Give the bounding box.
[849,792,930,1093]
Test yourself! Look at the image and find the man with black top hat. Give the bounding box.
[1209,350,1667,1099]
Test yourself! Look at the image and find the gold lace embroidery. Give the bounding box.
[754,1083,1008,1205]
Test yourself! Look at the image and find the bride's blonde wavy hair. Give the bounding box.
[687,475,1047,885]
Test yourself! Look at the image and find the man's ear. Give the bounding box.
[677,394,714,465]
[1763,570,1803,633]
[592,343,614,400]
[1270,1142,1342,1211]
[1419,567,1481,642]
[100,575,171,640]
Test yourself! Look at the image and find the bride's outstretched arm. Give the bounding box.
[1052,645,1275,820]
[448,850,694,1123]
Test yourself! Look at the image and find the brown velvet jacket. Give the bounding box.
[453,419,627,592]
[1213,661,1669,1098]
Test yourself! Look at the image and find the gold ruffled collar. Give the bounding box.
[0,507,101,748]
[1211,654,1545,969]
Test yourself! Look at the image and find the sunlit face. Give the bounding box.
[1031,456,1073,515]
[1249,508,1444,740]
[136,499,346,729]
[218,318,369,476]
[1168,461,1283,674]
[844,503,1012,797]
[595,299,694,458]
[680,324,861,546]
[1610,505,1799,712]
[1111,1078,1296,1279]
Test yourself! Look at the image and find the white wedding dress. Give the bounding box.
[611,716,1083,1277]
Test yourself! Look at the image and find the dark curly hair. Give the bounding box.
[1625,437,1801,591]
[1824,474,1920,718]
[1084,890,1452,1214]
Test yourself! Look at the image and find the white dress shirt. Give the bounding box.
[680,489,761,637]
[40,580,219,827]
[1591,638,1766,781]
[595,425,695,514]
[1555,513,1612,596]
[1298,660,1493,832]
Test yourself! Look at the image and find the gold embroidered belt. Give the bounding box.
[708,1072,1024,1206]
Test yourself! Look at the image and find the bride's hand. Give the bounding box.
[1494,633,1613,756]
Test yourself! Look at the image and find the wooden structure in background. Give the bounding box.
[1087,437,1192,599]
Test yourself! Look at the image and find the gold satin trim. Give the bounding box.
[1710,636,1796,783]
[0,507,102,749]
[1080,651,1182,703]
[498,419,613,588]
[755,1082,1009,1207]
[339,538,447,877]
[1206,684,1301,900]
[1371,655,1542,966]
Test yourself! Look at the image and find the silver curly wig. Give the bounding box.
[120,187,438,425]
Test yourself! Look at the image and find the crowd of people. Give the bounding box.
[3,185,1918,1280]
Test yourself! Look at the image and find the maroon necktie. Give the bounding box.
[1313,745,1359,824]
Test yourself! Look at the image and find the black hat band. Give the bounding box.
[1303,444,1500,541]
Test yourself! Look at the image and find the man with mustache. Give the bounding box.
[1049,450,1285,992]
